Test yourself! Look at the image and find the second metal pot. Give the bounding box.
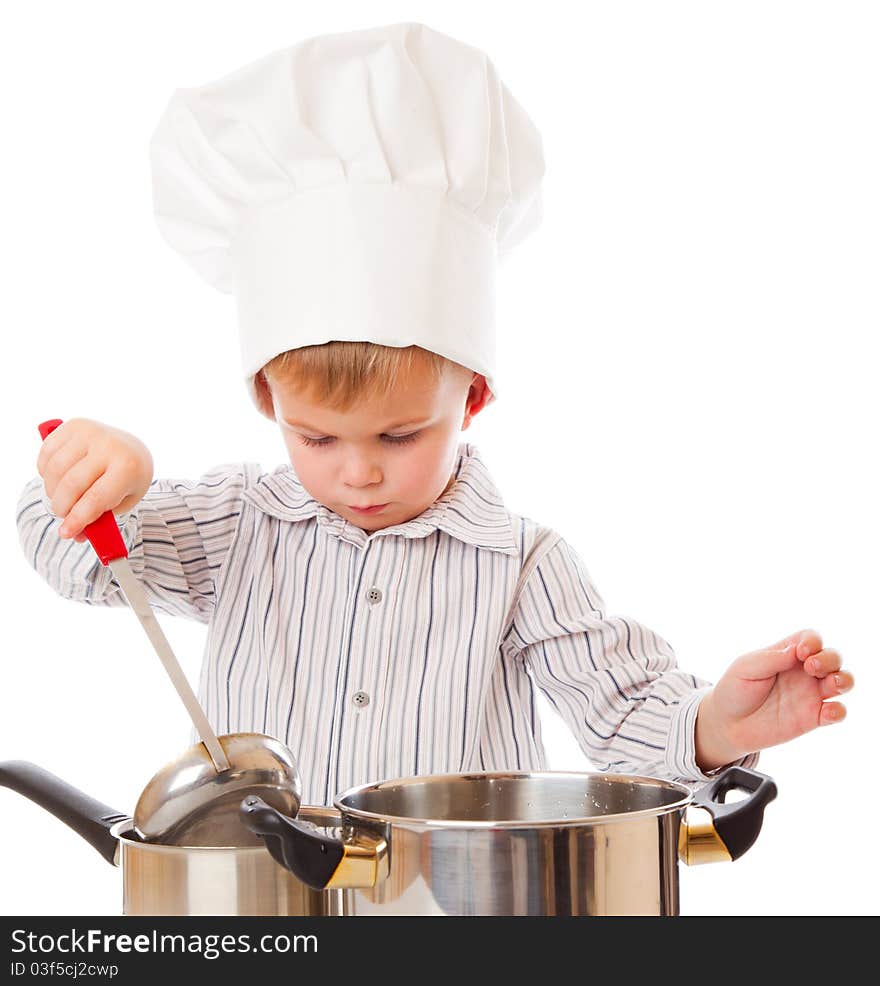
[0,760,348,915]
[241,766,777,916]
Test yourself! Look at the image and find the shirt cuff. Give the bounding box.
[665,686,760,784]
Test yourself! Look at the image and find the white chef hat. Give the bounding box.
[149,21,544,407]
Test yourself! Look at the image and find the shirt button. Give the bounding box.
[352,690,370,709]
[365,586,383,605]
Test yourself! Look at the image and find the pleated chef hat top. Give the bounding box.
[149,21,545,407]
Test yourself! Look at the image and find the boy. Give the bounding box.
[16,23,852,807]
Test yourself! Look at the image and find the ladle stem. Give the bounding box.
[109,558,231,773]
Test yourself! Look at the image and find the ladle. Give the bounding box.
[37,419,301,845]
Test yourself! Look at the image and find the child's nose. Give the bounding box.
[340,451,383,488]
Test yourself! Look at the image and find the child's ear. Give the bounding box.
[254,370,277,422]
[461,374,492,430]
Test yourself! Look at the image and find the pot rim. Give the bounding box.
[110,803,344,853]
[110,819,278,854]
[333,769,695,829]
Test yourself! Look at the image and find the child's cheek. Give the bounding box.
[285,444,321,489]
[405,439,454,502]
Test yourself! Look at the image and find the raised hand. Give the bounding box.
[694,628,854,772]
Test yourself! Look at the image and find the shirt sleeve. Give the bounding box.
[503,535,759,784]
[14,462,264,625]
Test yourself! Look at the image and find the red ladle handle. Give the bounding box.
[38,419,128,566]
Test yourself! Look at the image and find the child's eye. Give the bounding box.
[381,432,420,446]
[299,432,419,449]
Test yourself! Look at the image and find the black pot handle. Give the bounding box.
[239,796,346,889]
[0,760,127,866]
[692,765,777,861]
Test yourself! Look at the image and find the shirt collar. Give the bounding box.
[241,442,519,555]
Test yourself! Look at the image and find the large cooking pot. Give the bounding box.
[241,766,777,916]
[2,761,776,916]
[0,761,350,915]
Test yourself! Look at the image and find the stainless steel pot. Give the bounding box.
[0,761,349,915]
[241,767,777,916]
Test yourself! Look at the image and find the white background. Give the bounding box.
[1,1,877,917]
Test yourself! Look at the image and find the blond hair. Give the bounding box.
[261,342,469,412]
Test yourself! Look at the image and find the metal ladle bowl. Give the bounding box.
[134,733,302,847]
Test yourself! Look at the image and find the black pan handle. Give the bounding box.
[239,796,345,890]
[0,760,127,866]
[692,765,777,860]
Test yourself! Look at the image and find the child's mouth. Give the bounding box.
[348,503,390,515]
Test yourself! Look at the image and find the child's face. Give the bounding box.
[263,361,487,531]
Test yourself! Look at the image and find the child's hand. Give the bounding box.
[36,418,154,541]
[694,629,854,772]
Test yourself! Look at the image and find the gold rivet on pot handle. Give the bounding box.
[678,806,733,865]
[325,828,389,889]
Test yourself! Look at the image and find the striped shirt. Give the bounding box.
[15,442,756,806]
